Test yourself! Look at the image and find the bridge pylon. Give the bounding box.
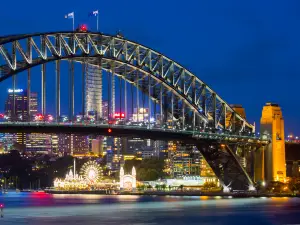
[258,103,286,183]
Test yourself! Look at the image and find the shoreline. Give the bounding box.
[43,190,300,198]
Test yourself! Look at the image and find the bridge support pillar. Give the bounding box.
[254,146,265,182]
[260,103,286,183]
[195,142,254,191]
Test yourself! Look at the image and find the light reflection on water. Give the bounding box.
[0,193,299,225]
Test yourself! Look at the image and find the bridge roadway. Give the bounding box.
[0,122,267,145]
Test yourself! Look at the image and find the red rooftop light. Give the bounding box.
[80,25,87,31]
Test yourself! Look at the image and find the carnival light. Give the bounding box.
[80,161,103,184]
[54,161,107,191]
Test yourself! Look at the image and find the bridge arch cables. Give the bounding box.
[0,31,254,133]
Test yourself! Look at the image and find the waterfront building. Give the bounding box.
[168,141,201,178]
[53,160,118,190]
[144,175,219,190]
[119,166,137,191]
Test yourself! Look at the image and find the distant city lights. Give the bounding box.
[114,113,125,119]
[8,89,23,93]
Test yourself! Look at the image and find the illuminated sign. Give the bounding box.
[34,114,44,121]
[8,89,23,93]
[114,113,125,119]
[47,115,54,121]
[139,108,148,113]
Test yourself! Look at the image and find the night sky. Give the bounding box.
[0,0,300,135]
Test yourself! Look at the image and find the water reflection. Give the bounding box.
[0,193,299,225]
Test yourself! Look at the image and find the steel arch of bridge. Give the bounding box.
[0,31,260,190]
[0,31,254,133]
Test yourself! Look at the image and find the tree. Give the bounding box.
[147,184,152,190]
[137,184,145,191]
[288,178,300,194]
[266,181,289,194]
[179,185,184,191]
[203,182,217,190]
[155,184,160,190]
[123,157,166,181]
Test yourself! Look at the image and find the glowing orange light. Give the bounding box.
[108,128,112,133]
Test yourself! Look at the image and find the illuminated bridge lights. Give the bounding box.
[0,31,265,191]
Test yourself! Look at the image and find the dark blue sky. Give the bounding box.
[1,0,300,135]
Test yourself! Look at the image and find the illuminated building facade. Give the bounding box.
[91,138,104,156]
[132,108,150,122]
[102,101,108,119]
[119,167,136,190]
[73,135,89,155]
[26,133,57,153]
[4,89,37,122]
[85,64,102,120]
[200,159,216,177]
[259,103,286,182]
[57,134,89,155]
[168,141,201,178]
[3,89,38,148]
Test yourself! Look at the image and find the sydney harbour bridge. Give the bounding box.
[0,31,270,191]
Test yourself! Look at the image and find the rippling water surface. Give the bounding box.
[0,192,300,224]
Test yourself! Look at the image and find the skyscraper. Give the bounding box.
[3,89,38,148]
[4,89,37,122]
[168,141,201,178]
[85,64,102,120]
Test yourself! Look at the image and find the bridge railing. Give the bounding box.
[0,121,267,144]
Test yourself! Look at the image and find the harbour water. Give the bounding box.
[0,192,300,224]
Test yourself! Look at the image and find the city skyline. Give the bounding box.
[0,0,300,134]
[1,2,300,224]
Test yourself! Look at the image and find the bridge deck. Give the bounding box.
[0,122,268,145]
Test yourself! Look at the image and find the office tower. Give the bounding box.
[85,64,102,120]
[5,88,37,122]
[168,141,201,178]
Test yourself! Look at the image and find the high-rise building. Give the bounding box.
[85,64,102,120]
[5,89,37,122]
[3,89,38,148]
[102,101,108,120]
[168,141,201,178]
[91,138,104,156]
[132,108,149,122]
[26,133,56,153]
[57,134,90,156]
[73,135,89,155]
